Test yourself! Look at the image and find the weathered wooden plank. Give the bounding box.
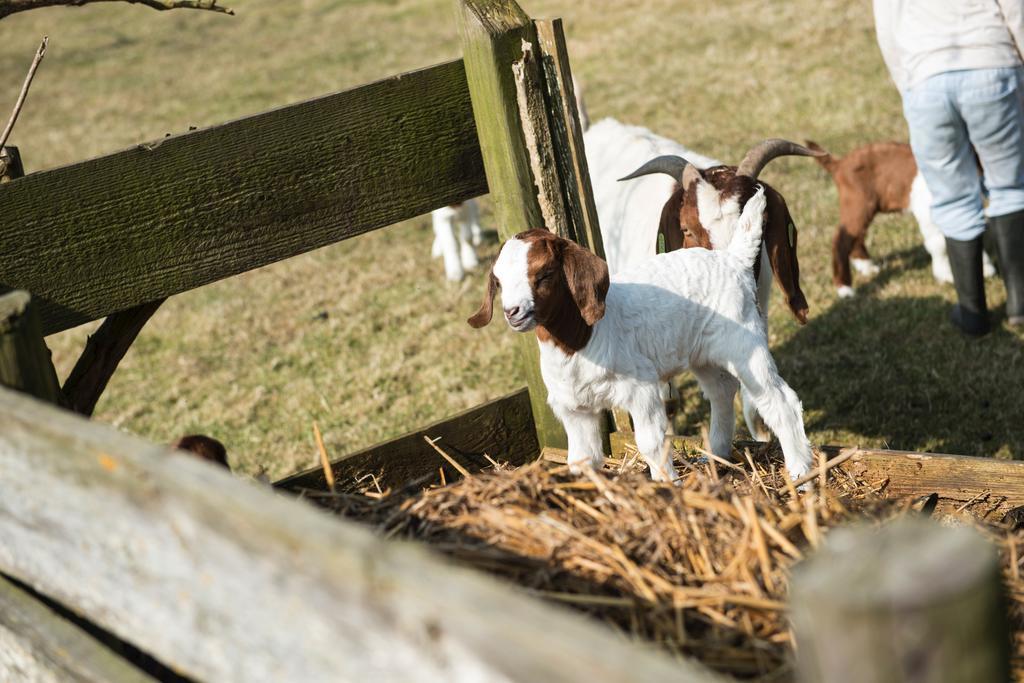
[535,18,605,257]
[0,386,726,683]
[457,0,564,450]
[608,433,1024,519]
[840,447,1024,520]
[790,519,1009,682]
[0,574,155,683]
[458,0,607,451]
[0,290,62,404]
[275,387,539,493]
[0,60,487,336]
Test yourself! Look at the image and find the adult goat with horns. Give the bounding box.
[619,138,825,439]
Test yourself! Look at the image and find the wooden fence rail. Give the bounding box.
[0,385,725,683]
[608,432,1024,519]
[275,387,538,493]
[0,60,486,336]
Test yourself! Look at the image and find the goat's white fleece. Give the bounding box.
[431,200,483,281]
[535,189,813,482]
[584,117,722,274]
[583,117,774,440]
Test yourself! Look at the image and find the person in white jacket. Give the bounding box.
[874,0,1024,335]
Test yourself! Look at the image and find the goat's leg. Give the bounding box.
[833,199,874,297]
[628,385,674,483]
[463,198,484,246]
[457,212,480,271]
[850,232,880,277]
[732,347,813,481]
[553,405,605,475]
[910,175,960,283]
[832,225,857,296]
[692,366,739,459]
[743,258,773,441]
[741,386,771,442]
[431,209,465,281]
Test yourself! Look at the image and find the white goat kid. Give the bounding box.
[468,188,813,483]
[431,199,483,281]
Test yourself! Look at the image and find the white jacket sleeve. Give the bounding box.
[873,0,907,90]
[996,0,1024,63]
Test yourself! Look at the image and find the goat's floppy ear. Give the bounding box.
[763,188,809,324]
[467,268,498,328]
[561,241,609,325]
[657,185,687,253]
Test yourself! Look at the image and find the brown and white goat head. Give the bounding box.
[468,229,608,353]
[620,139,822,324]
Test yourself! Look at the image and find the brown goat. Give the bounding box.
[620,139,823,324]
[805,140,995,296]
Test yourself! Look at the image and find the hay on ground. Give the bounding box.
[303,443,1024,681]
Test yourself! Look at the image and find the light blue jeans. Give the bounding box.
[902,66,1024,241]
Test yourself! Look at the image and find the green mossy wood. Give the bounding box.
[0,290,62,404]
[457,0,606,450]
[275,388,538,493]
[0,60,486,336]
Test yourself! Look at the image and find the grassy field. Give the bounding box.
[2,0,1021,479]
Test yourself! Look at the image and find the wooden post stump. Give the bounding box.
[0,145,25,183]
[456,0,605,450]
[789,518,1010,683]
[0,290,62,404]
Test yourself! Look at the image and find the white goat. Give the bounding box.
[431,199,483,281]
[468,188,813,483]
[584,118,723,274]
[584,119,817,442]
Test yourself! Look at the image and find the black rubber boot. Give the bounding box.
[945,234,990,336]
[989,209,1024,327]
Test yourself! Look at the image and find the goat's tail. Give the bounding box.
[727,187,767,268]
[804,140,839,175]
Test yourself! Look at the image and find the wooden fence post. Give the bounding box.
[457,0,604,450]
[789,518,1010,683]
[0,145,25,183]
[62,299,165,416]
[0,290,62,404]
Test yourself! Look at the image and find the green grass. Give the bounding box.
[2,0,1021,479]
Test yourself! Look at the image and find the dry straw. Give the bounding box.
[304,442,1024,680]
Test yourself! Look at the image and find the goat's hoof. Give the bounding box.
[836,285,855,299]
[931,262,956,284]
[568,455,604,475]
[787,463,812,490]
[851,258,880,277]
[649,464,679,485]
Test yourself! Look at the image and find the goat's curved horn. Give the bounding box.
[736,139,827,179]
[618,155,692,183]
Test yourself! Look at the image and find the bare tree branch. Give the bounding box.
[0,36,47,165]
[0,0,234,19]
